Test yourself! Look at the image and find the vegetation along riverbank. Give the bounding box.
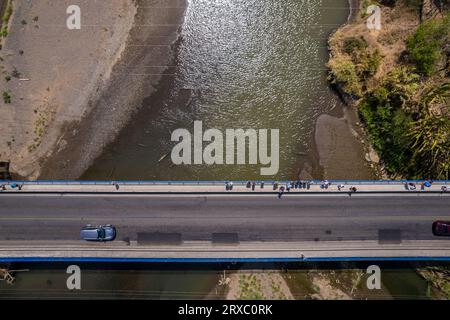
[328,0,449,179]
[0,0,13,39]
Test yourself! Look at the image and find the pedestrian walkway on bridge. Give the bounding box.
[0,180,448,194]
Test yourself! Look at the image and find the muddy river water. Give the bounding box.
[83,0,376,181]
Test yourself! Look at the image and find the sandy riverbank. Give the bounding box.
[300,0,379,180]
[226,271,294,300]
[39,0,188,179]
[0,0,187,179]
[0,0,137,179]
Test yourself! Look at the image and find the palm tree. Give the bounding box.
[409,82,450,178]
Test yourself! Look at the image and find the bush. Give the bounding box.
[3,91,11,104]
[1,0,13,39]
[343,37,367,55]
[359,68,450,179]
[407,15,450,76]
[359,89,414,175]
[408,83,450,179]
[358,67,423,177]
[360,50,382,78]
[0,26,7,38]
[2,0,13,24]
[410,113,450,179]
[328,56,362,97]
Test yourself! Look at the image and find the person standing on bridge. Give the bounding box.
[278,186,285,199]
[226,181,234,191]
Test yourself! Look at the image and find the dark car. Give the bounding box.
[432,221,450,236]
[81,224,117,241]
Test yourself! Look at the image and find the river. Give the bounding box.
[82,0,376,181]
[0,262,438,300]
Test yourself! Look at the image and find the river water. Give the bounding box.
[0,263,436,300]
[83,0,375,181]
[0,267,223,299]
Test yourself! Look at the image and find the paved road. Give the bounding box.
[0,194,449,243]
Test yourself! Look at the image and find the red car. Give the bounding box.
[432,221,450,236]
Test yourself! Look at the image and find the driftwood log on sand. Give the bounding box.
[0,268,29,285]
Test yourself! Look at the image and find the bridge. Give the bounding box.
[0,180,449,262]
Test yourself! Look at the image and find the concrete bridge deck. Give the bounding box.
[0,192,449,262]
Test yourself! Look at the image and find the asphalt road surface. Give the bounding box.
[0,194,449,243]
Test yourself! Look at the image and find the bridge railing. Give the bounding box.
[1,180,449,186]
